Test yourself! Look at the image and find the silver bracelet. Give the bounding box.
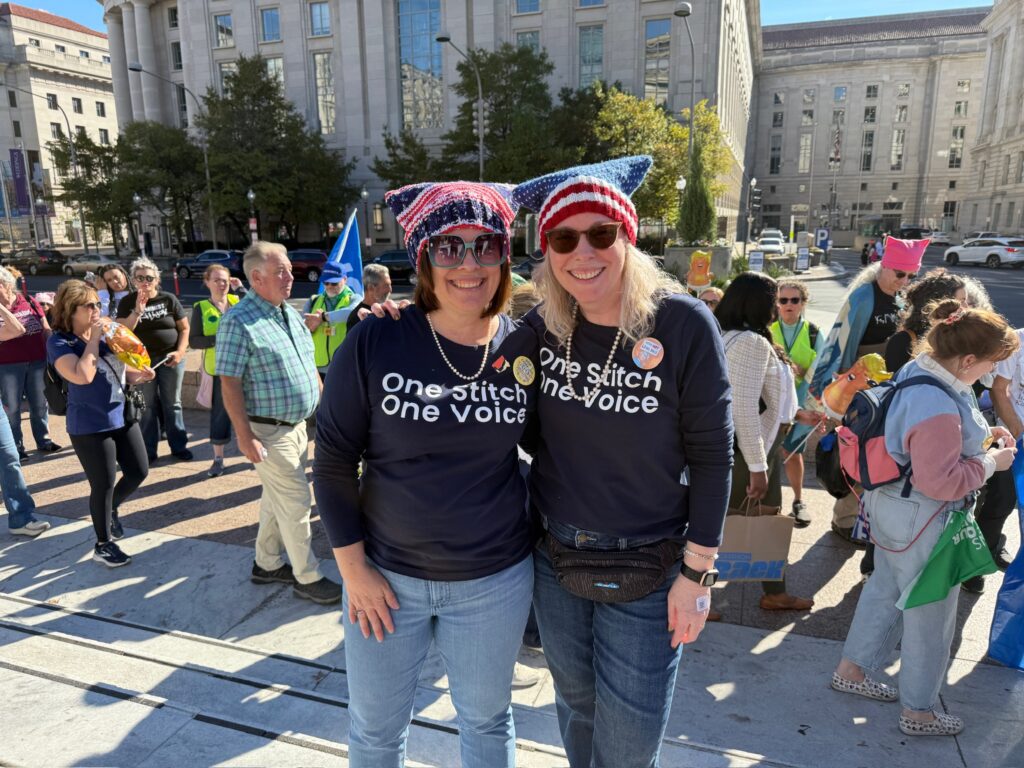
[683,548,719,561]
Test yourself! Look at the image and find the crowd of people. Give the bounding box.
[1,153,1021,765]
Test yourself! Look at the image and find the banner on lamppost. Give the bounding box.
[8,150,29,212]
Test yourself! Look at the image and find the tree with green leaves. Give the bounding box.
[679,135,716,244]
[371,127,436,189]
[47,133,127,253]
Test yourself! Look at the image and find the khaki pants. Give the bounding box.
[832,487,862,530]
[251,421,322,585]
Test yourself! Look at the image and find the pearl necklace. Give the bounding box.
[426,313,491,382]
[563,304,623,402]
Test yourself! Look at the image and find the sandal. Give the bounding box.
[831,671,899,702]
[898,711,963,736]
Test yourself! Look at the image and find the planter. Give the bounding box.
[663,246,733,287]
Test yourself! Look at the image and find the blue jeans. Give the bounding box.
[209,376,232,445]
[533,518,683,768]
[343,556,533,768]
[139,362,188,456]
[0,360,51,450]
[0,402,37,529]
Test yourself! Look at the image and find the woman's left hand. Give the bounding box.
[164,350,184,368]
[990,426,1015,447]
[667,575,711,648]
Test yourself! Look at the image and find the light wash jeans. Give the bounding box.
[0,359,51,451]
[0,401,38,529]
[533,517,683,768]
[842,484,961,712]
[343,555,533,768]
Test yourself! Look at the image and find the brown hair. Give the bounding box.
[51,280,99,333]
[414,258,513,319]
[203,264,231,281]
[775,279,809,303]
[919,299,1019,363]
[900,268,965,337]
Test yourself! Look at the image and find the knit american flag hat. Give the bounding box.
[384,181,518,271]
[511,156,653,252]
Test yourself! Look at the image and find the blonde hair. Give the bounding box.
[50,280,99,333]
[535,243,685,346]
[508,281,541,320]
[775,278,809,302]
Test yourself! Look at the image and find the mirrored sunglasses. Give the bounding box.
[426,233,508,269]
[545,222,623,255]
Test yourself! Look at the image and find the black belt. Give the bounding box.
[248,415,301,427]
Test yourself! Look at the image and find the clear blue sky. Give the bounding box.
[47,0,996,35]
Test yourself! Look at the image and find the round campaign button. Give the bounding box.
[513,356,536,386]
[632,337,664,370]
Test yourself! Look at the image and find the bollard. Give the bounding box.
[173,270,180,296]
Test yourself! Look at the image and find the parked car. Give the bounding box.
[62,253,126,277]
[369,249,417,285]
[2,247,65,275]
[287,249,329,282]
[944,237,1024,269]
[759,228,785,242]
[174,249,244,279]
[755,237,785,255]
[898,225,931,240]
[927,231,952,246]
[961,231,999,243]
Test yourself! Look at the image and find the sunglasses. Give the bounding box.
[426,233,508,269]
[134,274,157,283]
[701,298,719,308]
[777,297,803,305]
[546,222,623,254]
[893,271,917,280]
[78,302,102,311]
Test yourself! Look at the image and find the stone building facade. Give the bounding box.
[0,3,117,247]
[751,8,987,240]
[99,0,758,247]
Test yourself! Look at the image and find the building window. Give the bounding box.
[977,160,986,190]
[772,111,784,128]
[578,25,604,88]
[860,130,874,172]
[516,31,540,52]
[892,182,899,191]
[798,133,812,173]
[265,56,284,84]
[213,14,234,47]
[99,128,110,145]
[773,91,784,105]
[890,129,905,171]
[79,50,90,59]
[312,51,334,133]
[397,0,442,130]
[55,44,66,53]
[860,182,868,192]
[954,100,968,117]
[769,134,782,174]
[7,90,16,108]
[801,109,814,126]
[516,0,540,12]
[949,180,956,189]
[643,19,670,105]
[1003,154,1011,185]
[96,101,106,117]
[12,120,21,138]
[948,125,965,169]
[168,6,178,28]
[994,203,1002,227]
[832,108,845,125]
[803,88,815,103]
[1018,153,1024,183]
[219,61,238,93]
[46,93,57,110]
[102,55,110,64]
[76,125,86,137]
[50,123,62,139]
[579,0,603,6]
[170,41,183,70]
[863,106,876,123]
[260,8,281,41]
[896,82,910,99]
[310,2,331,36]
[866,84,878,99]
[834,86,847,102]
[28,37,39,47]
[176,84,189,128]
[1007,202,1016,228]
[894,104,907,122]
[957,79,971,93]
[72,97,83,114]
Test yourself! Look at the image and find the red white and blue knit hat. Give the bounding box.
[512,156,653,252]
[384,181,518,271]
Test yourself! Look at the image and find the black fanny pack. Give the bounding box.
[545,532,682,603]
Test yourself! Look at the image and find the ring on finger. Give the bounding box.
[356,610,366,617]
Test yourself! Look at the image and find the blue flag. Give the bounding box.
[321,208,363,295]
[988,438,1024,671]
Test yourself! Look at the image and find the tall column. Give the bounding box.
[121,2,145,122]
[105,9,134,131]
[133,0,162,122]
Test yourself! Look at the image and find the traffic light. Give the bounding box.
[472,107,488,137]
[750,187,762,211]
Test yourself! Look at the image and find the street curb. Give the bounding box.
[794,263,848,282]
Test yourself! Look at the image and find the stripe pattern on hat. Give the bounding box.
[538,175,638,252]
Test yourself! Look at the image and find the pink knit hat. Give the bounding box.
[881,237,928,272]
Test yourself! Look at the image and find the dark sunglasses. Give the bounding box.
[545,222,623,254]
[78,302,102,311]
[701,298,719,308]
[134,274,157,283]
[894,271,917,280]
[426,233,508,269]
[777,297,803,305]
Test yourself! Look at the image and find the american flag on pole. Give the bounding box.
[829,124,842,167]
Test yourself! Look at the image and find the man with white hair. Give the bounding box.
[216,241,341,605]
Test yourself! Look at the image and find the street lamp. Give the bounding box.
[246,188,257,243]
[360,185,371,249]
[132,192,143,254]
[743,176,757,258]
[128,61,217,250]
[34,196,49,246]
[675,176,686,242]
[673,2,696,164]
[436,30,485,182]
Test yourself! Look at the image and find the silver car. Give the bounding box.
[62,253,127,276]
[944,237,1024,269]
[756,237,785,255]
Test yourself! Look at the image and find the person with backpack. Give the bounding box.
[831,299,1018,737]
[770,279,824,528]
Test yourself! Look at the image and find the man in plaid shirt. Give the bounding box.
[217,241,341,606]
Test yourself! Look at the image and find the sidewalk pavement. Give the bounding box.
[2,394,1022,766]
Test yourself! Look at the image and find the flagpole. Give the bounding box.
[831,116,841,230]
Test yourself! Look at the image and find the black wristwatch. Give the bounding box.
[680,564,719,587]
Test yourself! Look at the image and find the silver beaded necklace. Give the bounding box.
[563,303,623,402]
[426,313,491,382]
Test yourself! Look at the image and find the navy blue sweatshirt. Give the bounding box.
[313,307,537,580]
[524,294,734,546]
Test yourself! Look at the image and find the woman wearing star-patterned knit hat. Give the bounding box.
[512,157,734,767]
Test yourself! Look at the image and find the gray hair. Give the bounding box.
[129,256,161,282]
[362,263,389,288]
[0,266,15,289]
[960,275,993,311]
[243,240,287,283]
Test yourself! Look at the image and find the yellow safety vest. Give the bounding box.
[771,319,817,383]
[197,295,239,376]
[311,288,353,368]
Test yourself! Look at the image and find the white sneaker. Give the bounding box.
[10,520,50,538]
[512,662,541,689]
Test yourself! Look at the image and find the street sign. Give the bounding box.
[749,250,764,272]
[796,247,810,271]
[815,227,830,250]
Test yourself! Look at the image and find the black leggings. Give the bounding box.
[69,423,149,543]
